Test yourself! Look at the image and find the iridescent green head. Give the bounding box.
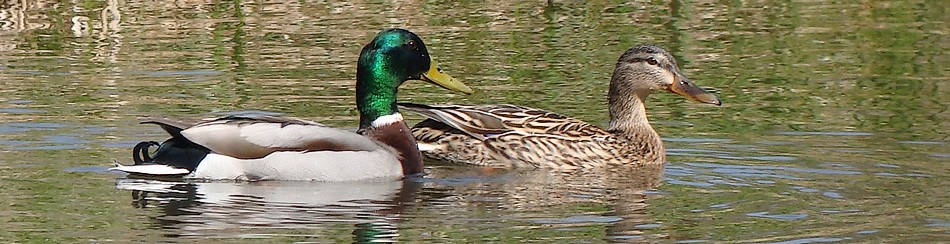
[356,28,473,129]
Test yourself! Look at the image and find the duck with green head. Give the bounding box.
[111,28,473,181]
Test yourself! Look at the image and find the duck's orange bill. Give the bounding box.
[669,75,721,106]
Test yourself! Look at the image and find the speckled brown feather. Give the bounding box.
[399,103,666,168]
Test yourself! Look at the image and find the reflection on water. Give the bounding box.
[113,165,663,242]
[0,0,947,243]
[118,178,416,241]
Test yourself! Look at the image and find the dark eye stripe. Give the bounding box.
[626,57,661,65]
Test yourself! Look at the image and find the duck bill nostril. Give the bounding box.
[668,77,721,106]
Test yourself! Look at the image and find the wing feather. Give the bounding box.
[486,133,630,168]
[139,116,208,138]
[399,103,630,167]
[399,103,510,140]
[181,115,382,159]
[399,103,611,139]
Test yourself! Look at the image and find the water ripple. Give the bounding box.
[128,69,224,77]
[664,137,733,143]
[668,148,799,162]
[528,215,622,224]
[897,140,945,145]
[875,163,900,168]
[772,237,852,244]
[686,163,863,176]
[17,145,86,150]
[212,110,285,117]
[5,122,66,130]
[923,219,949,227]
[5,99,34,104]
[821,192,844,199]
[667,179,715,188]
[745,212,808,220]
[0,108,45,114]
[776,131,874,136]
[819,209,860,214]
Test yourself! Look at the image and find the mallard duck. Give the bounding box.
[111,28,473,181]
[398,44,719,168]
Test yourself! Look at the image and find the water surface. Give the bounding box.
[1,1,947,242]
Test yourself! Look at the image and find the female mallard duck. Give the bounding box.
[111,28,473,181]
[398,44,719,169]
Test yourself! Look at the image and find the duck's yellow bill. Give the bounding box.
[421,58,474,95]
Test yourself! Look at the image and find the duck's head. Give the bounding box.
[610,44,720,106]
[356,28,473,128]
[357,28,473,95]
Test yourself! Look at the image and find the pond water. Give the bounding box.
[1,1,947,242]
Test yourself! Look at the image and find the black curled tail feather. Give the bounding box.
[129,117,212,173]
[132,141,161,165]
[130,136,211,173]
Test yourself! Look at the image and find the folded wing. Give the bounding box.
[398,103,610,139]
[178,115,383,159]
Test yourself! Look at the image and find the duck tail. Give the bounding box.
[110,161,191,175]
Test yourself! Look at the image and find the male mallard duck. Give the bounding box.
[111,28,473,181]
[398,44,719,168]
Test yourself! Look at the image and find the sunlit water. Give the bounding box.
[1,1,947,243]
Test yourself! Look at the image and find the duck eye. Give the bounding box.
[646,58,658,65]
[407,40,417,49]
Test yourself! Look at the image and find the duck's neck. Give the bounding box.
[606,75,665,162]
[356,59,404,129]
[356,56,422,175]
[606,90,657,137]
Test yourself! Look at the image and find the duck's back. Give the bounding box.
[400,103,665,168]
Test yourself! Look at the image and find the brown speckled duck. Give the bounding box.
[398,44,720,169]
